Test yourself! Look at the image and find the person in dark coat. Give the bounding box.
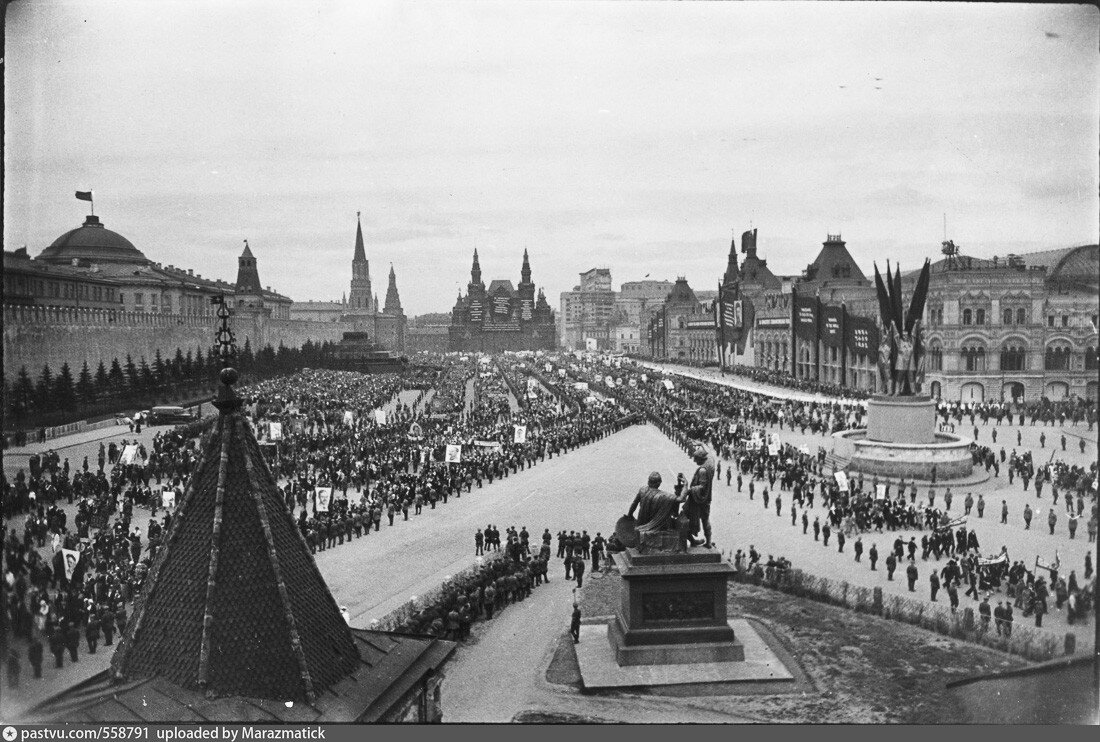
[49,628,66,668]
[64,621,81,662]
[869,543,879,571]
[570,601,581,644]
[6,649,21,689]
[906,562,918,592]
[28,636,44,678]
[885,553,897,581]
[85,613,101,654]
[573,556,586,589]
[929,570,941,601]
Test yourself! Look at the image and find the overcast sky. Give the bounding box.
[6,1,1098,317]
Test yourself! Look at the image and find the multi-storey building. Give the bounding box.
[719,226,1098,401]
[917,244,1098,402]
[559,268,616,350]
[449,249,556,352]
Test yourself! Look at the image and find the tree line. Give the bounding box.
[3,338,344,431]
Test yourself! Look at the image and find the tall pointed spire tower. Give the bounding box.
[110,348,360,702]
[517,248,535,322]
[348,212,373,312]
[721,230,740,288]
[383,264,402,314]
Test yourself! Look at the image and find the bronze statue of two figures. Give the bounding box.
[875,260,932,397]
[615,447,715,554]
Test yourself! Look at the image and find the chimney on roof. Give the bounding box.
[188,269,194,276]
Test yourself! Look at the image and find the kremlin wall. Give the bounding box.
[2,212,404,379]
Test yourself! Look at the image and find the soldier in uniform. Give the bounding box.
[869,543,879,571]
[570,600,581,644]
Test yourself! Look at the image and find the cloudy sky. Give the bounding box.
[6,1,1097,317]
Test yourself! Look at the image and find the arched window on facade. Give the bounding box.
[975,308,986,325]
[1000,343,1026,372]
[929,343,943,371]
[1016,308,1026,325]
[962,308,972,325]
[1044,343,1071,371]
[962,345,986,372]
[1003,308,1013,325]
[1086,346,1098,371]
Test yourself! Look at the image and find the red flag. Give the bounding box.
[75,191,93,202]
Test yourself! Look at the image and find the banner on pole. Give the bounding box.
[875,484,887,500]
[119,444,140,466]
[315,487,332,513]
[514,425,527,444]
[445,444,463,463]
[343,410,355,426]
[268,422,283,440]
[62,549,81,580]
[834,471,849,490]
[662,379,674,391]
[162,490,177,510]
[374,409,387,425]
[558,369,566,378]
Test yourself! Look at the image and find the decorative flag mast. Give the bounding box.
[75,190,95,216]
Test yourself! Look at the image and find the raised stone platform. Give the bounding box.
[835,394,974,481]
[838,429,975,480]
[609,547,743,666]
[577,619,793,689]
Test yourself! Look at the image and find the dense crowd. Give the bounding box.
[549,352,1097,632]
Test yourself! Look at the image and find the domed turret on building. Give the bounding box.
[36,215,148,266]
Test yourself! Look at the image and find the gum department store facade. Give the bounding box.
[712,234,1098,403]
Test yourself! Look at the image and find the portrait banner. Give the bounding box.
[62,549,81,581]
[445,444,463,463]
[268,422,283,440]
[315,487,333,513]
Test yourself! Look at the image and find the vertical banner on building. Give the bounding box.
[793,290,820,380]
[315,487,332,513]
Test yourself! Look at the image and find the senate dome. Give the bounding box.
[36,214,148,266]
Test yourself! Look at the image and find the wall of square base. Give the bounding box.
[608,618,745,665]
[610,548,744,667]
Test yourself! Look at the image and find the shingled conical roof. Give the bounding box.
[110,375,359,702]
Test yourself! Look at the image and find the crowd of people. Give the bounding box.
[552,352,1097,634]
[3,349,1097,691]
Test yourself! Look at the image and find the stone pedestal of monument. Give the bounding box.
[865,395,937,444]
[838,394,974,481]
[607,547,744,666]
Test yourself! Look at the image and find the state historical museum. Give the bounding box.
[449,249,557,352]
